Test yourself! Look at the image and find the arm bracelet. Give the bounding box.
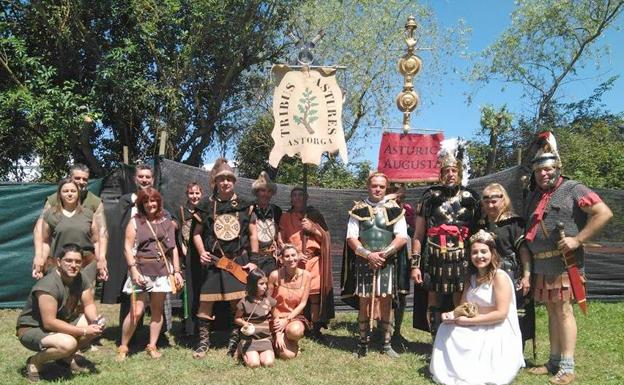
[355,245,371,259]
[522,261,531,275]
[411,252,422,269]
[382,244,397,258]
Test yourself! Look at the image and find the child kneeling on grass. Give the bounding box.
[234,269,276,368]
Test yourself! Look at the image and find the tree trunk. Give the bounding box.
[485,129,498,175]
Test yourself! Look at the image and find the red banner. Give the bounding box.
[377,132,444,182]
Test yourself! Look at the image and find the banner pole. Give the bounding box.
[302,162,308,194]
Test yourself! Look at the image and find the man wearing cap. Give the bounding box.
[524,132,612,385]
[279,187,334,340]
[410,141,480,339]
[251,171,282,274]
[191,158,258,358]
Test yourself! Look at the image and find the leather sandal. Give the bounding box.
[527,364,555,375]
[116,345,129,362]
[145,344,162,359]
[25,356,40,383]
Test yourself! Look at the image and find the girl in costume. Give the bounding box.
[268,244,311,359]
[430,229,524,385]
[234,269,276,367]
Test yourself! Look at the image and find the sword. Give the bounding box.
[555,222,588,316]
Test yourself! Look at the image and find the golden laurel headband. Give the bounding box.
[469,229,496,244]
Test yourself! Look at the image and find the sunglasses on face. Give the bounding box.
[482,194,503,202]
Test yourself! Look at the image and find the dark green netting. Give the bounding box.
[0,180,102,308]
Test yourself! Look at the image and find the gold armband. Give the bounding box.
[355,245,371,259]
[522,261,531,276]
[382,244,397,258]
[411,252,421,269]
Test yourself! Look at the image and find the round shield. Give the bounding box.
[214,213,240,241]
[257,218,276,244]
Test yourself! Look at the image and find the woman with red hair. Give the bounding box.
[117,187,183,360]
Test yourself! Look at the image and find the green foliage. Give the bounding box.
[555,115,624,188]
[0,34,94,181]
[469,0,624,125]
[1,0,302,179]
[467,1,624,184]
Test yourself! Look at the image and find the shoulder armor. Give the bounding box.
[349,200,373,221]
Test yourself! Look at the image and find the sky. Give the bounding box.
[203,1,623,169]
[355,0,624,166]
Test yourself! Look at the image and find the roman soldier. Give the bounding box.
[251,171,282,274]
[341,173,409,358]
[411,139,480,338]
[524,132,612,385]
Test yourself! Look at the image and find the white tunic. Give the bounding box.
[430,270,525,385]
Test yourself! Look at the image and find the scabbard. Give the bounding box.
[215,256,248,284]
[565,264,588,316]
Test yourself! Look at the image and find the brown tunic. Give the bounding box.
[237,296,276,353]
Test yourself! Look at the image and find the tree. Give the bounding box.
[469,0,624,128]
[235,0,468,184]
[290,0,468,147]
[479,104,513,175]
[1,0,302,180]
[555,115,624,188]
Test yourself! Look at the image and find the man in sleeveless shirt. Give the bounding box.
[524,132,612,385]
[17,244,103,382]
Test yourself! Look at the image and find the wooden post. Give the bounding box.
[123,146,129,164]
[302,163,308,193]
[516,147,522,166]
[158,130,168,156]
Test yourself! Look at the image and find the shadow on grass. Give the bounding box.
[19,357,100,383]
[314,321,432,356]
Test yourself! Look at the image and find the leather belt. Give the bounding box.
[533,250,562,259]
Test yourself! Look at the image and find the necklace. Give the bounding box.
[255,204,274,220]
[281,269,303,290]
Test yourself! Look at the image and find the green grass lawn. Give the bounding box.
[1,302,623,385]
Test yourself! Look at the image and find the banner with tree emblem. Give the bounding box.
[269,65,348,167]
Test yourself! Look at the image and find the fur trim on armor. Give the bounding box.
[210,158,236,188]
[348,199,405,225]
[251,171,277,194]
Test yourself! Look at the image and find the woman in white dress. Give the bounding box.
[430,229,525,385]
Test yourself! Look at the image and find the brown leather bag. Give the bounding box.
[146,220,182,294]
